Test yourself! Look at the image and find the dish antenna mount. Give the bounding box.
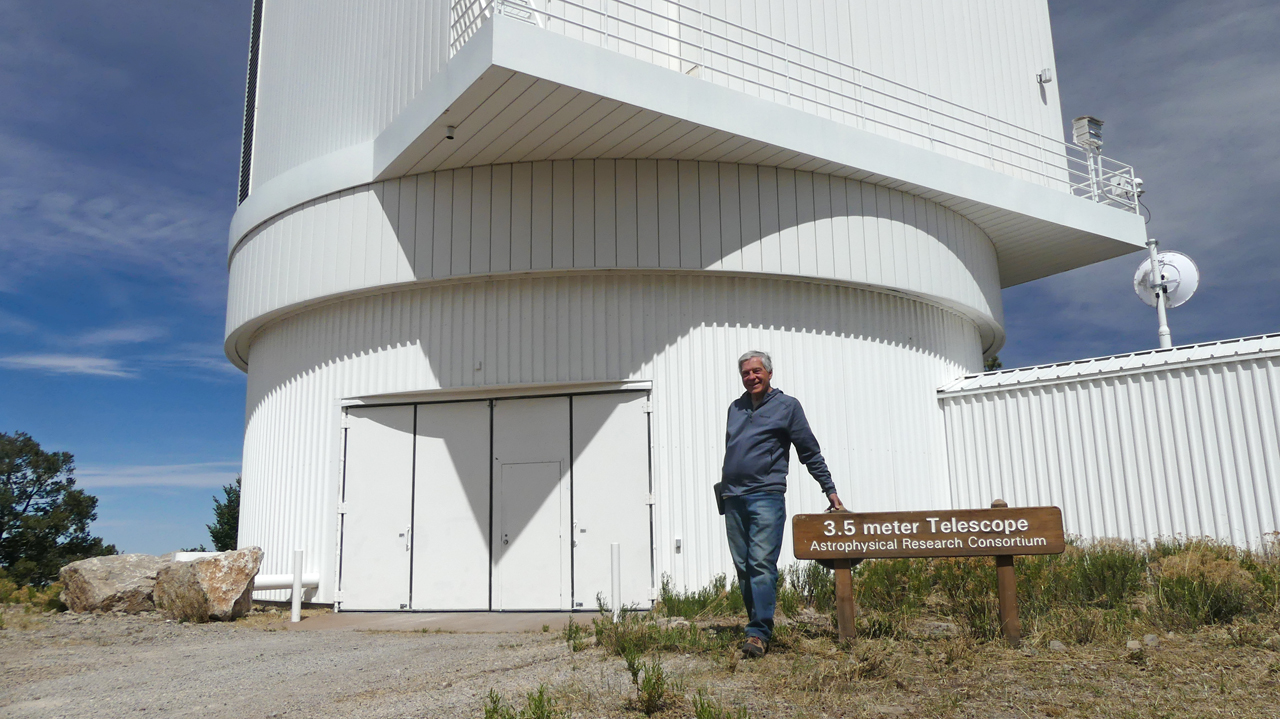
[1133,238,1199,349]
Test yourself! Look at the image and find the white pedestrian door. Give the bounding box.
[492,397,572,610]
[339,406,414,610]
[411,401,490,610]
[572,392,652,610]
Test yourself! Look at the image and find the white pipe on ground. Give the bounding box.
[253,573,321,591]
[291,549,304,623]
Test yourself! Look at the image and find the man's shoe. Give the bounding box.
[741,636,766,658]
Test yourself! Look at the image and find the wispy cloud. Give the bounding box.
[76,324,167,346]
[1001,0,1280,366]
[0,308,35,334]
[0,353,133,377]
[141,342,243,378]
[76,461,241,488]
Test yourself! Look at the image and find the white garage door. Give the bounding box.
[338,391,651,612]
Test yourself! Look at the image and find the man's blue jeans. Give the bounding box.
[724,492,786,643]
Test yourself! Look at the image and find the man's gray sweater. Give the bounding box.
[720,388,836,497]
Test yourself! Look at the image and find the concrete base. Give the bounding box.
[287,611,595,633]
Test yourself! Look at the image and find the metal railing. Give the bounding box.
[450,0,1139,213]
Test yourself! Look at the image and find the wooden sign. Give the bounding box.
[793,506,1065,560]
[795,501,1066,648]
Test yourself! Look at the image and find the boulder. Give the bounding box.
[154,547,264,622]
[59,554,173,613]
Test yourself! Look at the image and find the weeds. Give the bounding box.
[483,685,565,719]
[636,659,671,715]
[561,618,589,652]
[692,690,750,719]
[658,574,744,618]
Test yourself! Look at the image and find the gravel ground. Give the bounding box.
[0,608,620,719]
[6,606,1280,718]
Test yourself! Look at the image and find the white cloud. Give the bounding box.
[0,353,133,377]
[76,324,167,346]
[0,130,232,309]
[76,461,241,488]
[141,342,243,378]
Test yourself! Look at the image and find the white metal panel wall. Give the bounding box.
[250,0,452,191]
[238,273,980,600]
[226,161,1003,360]
[942,355,1280,548]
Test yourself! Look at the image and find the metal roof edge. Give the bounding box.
[938,332,1280,396]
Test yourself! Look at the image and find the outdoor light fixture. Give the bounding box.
[445,125,456,140]
[1037,68,1053,84]
[1072,116,1104,151]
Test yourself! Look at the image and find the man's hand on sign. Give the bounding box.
[825,493,846,513]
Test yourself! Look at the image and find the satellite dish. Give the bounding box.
[1134,250,1199,308]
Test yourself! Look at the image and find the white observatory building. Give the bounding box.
[227,0,1150,610]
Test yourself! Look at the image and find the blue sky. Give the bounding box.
[1,1,1277,555]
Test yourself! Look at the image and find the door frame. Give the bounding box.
[337,386,655,612]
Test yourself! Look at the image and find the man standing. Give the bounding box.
[721,350,844,658]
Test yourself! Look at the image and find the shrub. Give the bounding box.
[594,613,734,657]
[930,557,1001,641]
[1155,550,1258,628]
[483,686,565,719]
[561,617,589,652]
[658,574,744,618]
[782,561,835,612]
[636,659,671,716]
[854,557,930,613]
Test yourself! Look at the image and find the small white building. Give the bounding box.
[227,0,1147,610]
[941,334,1280,550]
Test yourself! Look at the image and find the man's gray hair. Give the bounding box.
[738,350,772,372]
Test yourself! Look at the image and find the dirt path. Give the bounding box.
[0,610,614,718]
[6,607,1280,718]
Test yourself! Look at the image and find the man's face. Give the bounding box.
[740,358,772,399]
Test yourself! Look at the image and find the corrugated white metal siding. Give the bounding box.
[942,346,1280,547]
[250,0,452,190]
[226,161,1002,361]
[248,1,1062,201]
[240,273,980,600]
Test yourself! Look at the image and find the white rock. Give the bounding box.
[1126,640,1142,651]
[59,554,173,613]
[1049,640,1067,652]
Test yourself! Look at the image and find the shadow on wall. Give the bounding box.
[370,160,1000,326]
[245,272,980,551]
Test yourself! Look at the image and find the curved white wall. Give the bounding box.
[227,161,1003,365]
[240,273,981,600]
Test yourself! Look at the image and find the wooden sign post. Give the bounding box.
[793,500,1065,646]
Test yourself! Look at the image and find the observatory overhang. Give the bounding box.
[229,16,1146,288]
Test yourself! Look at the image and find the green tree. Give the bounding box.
[207,476,240,552]
[984,355,1003,372]
[0,432,116,586]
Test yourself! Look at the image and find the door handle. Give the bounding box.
[404,526,412,551]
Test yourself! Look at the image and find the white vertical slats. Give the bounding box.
[253,0,452,190]
[239,273,980,601]
[251,2,1064,203]
[227,162,1002,352]
[942,352,1280,548]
